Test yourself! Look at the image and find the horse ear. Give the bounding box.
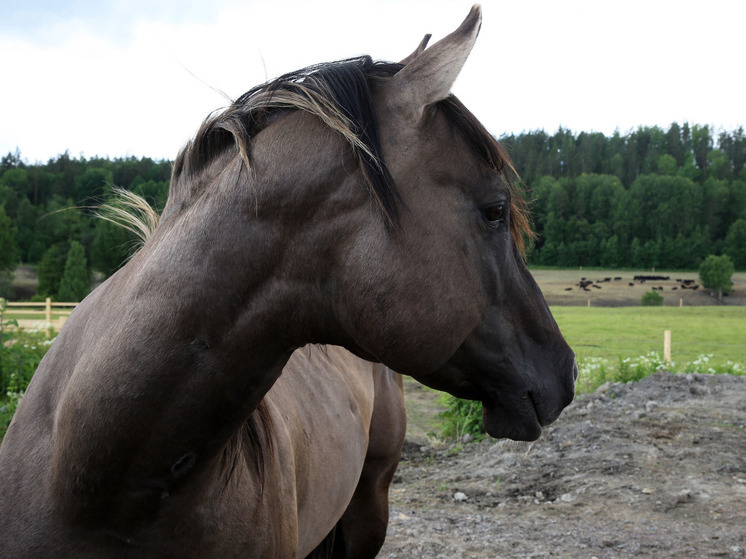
[392,5,481,118]
[399,34,432,65]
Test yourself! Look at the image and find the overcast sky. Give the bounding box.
[1,0,744,163]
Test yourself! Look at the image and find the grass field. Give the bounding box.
[550,306,746,393]
[552,306,746,366]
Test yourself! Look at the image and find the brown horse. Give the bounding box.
[0,6,576,558]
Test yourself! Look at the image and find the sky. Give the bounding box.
[1,0,744,163]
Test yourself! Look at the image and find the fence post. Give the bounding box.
[45,297,51,324]
[664,330,671,363]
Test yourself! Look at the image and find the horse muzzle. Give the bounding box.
[481,355,577,441]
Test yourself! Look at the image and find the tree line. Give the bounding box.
[0,122,744,300]
[500,123,746,270]
[0,151,171,300]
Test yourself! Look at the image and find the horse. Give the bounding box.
[0,5,577,558]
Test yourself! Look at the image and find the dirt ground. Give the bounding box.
[380,372,746,558]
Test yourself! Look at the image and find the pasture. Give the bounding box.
[552,306,746,368]
[532,268,746,307]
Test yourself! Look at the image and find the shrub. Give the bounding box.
[0,328,56,441]
[641,290,664,306]
[438,395,485,440]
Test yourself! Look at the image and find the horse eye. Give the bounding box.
[484,204,505,223]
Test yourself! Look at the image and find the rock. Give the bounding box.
[453,491,468,502]
[677,489,693,503]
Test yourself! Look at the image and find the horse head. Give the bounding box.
[318,6,577,440]
[148,5,576,442]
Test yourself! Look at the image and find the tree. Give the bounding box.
[0,205,18,274]
[0,205,18,297]
[699,254,735,301]
[657,154,677,176]
[91,218,130,277]
[73,167,113,205]
[724,219,746,269]
[57,241,90,302]
[36,244,67,299]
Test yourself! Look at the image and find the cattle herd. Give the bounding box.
[567,275,701,292]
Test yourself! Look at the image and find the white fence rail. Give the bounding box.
[3,298,78,331]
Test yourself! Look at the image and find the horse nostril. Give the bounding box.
[572,361,579,381]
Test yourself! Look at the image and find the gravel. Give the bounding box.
[380,372,746,558]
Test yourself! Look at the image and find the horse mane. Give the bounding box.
[97,187,161,247]
[171,56,532,247]
[172,56,403,229]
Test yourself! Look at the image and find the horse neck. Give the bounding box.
[48,131,363,523]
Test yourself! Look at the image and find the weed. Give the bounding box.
[1,328,56,440]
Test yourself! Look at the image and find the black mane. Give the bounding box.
[171,56,528,240]
[173,57,404,227]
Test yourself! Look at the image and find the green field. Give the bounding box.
[552,306,746,364]
[551,306,746,391]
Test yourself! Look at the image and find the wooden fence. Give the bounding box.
[3,299,78,331]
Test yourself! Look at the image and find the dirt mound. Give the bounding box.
[381,372,746,558]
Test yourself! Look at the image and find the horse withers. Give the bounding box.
[0,5,576,558]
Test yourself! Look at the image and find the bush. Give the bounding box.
[0,327,56,441]
[641,290,664,306]
[438,395,485,440]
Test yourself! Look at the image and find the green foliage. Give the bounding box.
[0,206,18,298]
[500,124,746,269]
[0,153,170,284]
[699,254,735,299]
[641,290,664,306]
[2,126,745,274]
[0,297,18,344]
[724,219,746,269]
[438,394,485,440]
[0,327,55,440]
[91,218,131,277]
[57,241,90,302]
[0,205,18,273]
[36,244,67,299]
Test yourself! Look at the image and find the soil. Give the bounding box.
[380,372,746,558]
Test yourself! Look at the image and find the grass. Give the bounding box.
[3,312,71,321]
[551,306,746,367]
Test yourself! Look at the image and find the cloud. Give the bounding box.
[1,0,744,162]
